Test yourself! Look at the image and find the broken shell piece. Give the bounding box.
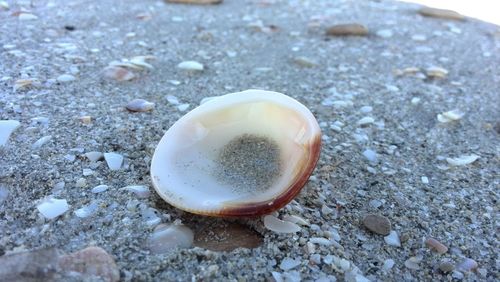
[263,215,301,233]
[103,66,135,81]
[0,120,20,147]
[104,152,123,170]
[126,99,155,112]
[426,66,448,79]
[151,89,321,217]
[120,185,150,198]
[37,198,69,219]
[177,61,204,71]
[446,154,480,166]
[148,224,194,254]
[437,109,464,123]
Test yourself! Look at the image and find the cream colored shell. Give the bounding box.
[150,89,321,217]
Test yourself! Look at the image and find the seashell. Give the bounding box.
[150,89,321,217]
[126,99,155,112]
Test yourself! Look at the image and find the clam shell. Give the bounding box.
[150,90,321,217]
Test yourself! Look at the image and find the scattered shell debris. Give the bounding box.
[104,152,123,170]
[263,215,301,233]
[126,99,155,112]
[85,151,103,162]
[91,185,109,193]
[177,60,204,71]
[148,224,194,254]
[446,154,480,166]
[426,66,449,79]
[32,136,52,149]
[0,120,20,147]
[384,231,401,247]
[437,109,464,123]
[37,198,69,220]
[120,185,150,198]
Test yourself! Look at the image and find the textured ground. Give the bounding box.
[0,0,499,281]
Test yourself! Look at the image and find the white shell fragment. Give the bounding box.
[177,61,204,71]
[104,152,123,170]
[0,120,20,147]
[91,185,109,193]
[103,66,136,81]
[74,202,98,218]
[37,198,69,219]
[151,89,321,217]
[357,117,374,126]
[282,214,309,226]
[384,231,401,247]
[446,155,480,166]
[120,185,150,198]
[148,224,194,254]
[57,74,76,83]
[280,258,301,271]
[18,13,38,21]
[437,109,464,123]
[32,136,52,149]
[126,99,155,112]
[426,66,449,78]
[263,215,301,233]
[85,151,103,162]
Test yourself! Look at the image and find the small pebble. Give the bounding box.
[438,261,455,273]
[177,104,190,112]
[362,214,391,235]
[75,178,87,188]
[384,231,401,247]
[425,237,448,254]
[404,256,422,270]
[456,258,478,272]
[421,176,429,184]
[126,99,155,112]
[103,66,135,81]
[437,109,464,123]
[79,116,92,124]
[418,7,465,21]
[326,23,368,36]
[104,152,123,170]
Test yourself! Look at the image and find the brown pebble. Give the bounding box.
[418,7,465,21]
[362,214,391,235]
[438,261,455,273]
[326,23,368,36]
[166,0,222,4]
[0,248,62,281]
[425,237,448,254]
[58,246,119,282]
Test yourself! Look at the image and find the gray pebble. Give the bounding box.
[362,214,391,235]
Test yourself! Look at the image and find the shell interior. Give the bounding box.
[151,90,321,216]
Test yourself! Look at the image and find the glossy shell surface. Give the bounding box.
[151,89,321,217]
